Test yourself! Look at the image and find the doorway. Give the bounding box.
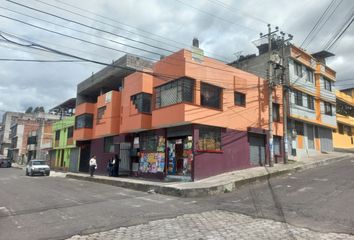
[167,136,193,178]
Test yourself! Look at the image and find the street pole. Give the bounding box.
[281,32,288,164]
[268,24,274,167]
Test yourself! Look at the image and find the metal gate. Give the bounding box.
[69,148,80,172]
[307,124,315,149]
[248,133,266,166]
[319,127,333,152]
[119,142,131,174]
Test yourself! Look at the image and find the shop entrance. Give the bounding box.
[167,136,193,178]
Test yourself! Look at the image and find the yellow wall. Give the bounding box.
[333,128,354,148]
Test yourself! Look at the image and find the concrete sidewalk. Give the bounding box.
[67,152,353,198]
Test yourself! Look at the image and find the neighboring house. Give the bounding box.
[0,112,23,157]
[333,88,354,149]
[52,116,80,172]
[231,43,337,159]
[73,43,284,181]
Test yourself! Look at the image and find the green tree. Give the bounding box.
[25,107,33,113]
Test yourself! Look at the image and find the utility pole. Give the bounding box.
[280,31,293,164]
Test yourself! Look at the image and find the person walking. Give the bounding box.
[89,155,97,177]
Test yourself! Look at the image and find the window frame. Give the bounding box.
[97,106,106,123]
[306,68,314,83]
[67,126,74,139]
[55,130,60,141]
[324,102,332,116]
[324,78,332,91]
[198,126,222,151]
[131,92,152,114]
[75,113,94,129]
[272,103,280,122]
[103,136,115,153]
[307,95,315,110]
[200,82,222,110]
[294,90,303,106]
[234,91,246,107]
[294,61,303,77]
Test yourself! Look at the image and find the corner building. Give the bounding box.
[74,48,283,180]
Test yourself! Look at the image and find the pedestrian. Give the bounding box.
[107,158,113,176]
[113,154,121,177]
[89,155,97,177]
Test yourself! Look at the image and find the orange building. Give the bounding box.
[74,47,283,180]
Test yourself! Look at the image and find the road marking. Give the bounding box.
[313,178,328,182]
[184,200,197,205]
[231,200,241,203]
[297,187,313,192]
[136,196,164,204]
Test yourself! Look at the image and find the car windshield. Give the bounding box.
[32,161,46,165]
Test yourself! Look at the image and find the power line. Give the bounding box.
[0,58,85,62]
[300,0,337,47]
[326,13,354,50]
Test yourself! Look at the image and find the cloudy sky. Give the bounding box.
[0,0,353,114]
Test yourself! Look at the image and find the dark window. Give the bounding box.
[104,136,114,153]
[55,130,60,140]
[201,82,222,109]
[155,77,194,108]
[131,93,152,113]
[140,131,158,151]
[294,61,303,77]
[324,102,332,116]
[198,126,221,151]
[67,126,73,139]
[294,90,303,106]
[27,136,37,145]
[306,68,314,83]
[295,121,304,135]
[234,91,246,106]
[324,78,332,91]
[75,114,93,129]
[97,106,106,122]
[273,103,280,122]
[344,125,352,136]
[338,123,344,134]
[336,100,354,117]
[274,136,281,155]
[307,95,315,110]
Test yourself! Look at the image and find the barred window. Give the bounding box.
[155,77,194,108]
[307,95,315,110]
[198,126,221,151]
[131,93,152,114]
[104,136,115,153]
[140,131,158,151]
[201,82,222,109]
[294,90,303,106]
[75,114,93,129]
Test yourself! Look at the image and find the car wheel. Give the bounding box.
[46,172,50,176]
[30,171,34,176]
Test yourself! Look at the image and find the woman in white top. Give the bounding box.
[89,155,97,177]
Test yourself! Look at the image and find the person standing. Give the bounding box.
[89,155,97,177]
[113,154,121,177]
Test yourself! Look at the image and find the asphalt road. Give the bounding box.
[0,155,353,240]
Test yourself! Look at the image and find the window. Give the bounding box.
[294,61,303,77]
[201,82,222,109]
[198,126,221,151]
[295,121,304,135]
[273,103,280,122]
[234,91,246,106]
[336,100,354,117]
[344,125,352,136]
[155,77,194,108]
[324,102,332,116]
[27,136,37,145]
[55,130,60,140]
[307,95,315,110]
[140,131,158,151]
[324,78,332,91]
[306,68,314,83]
[294,90,303,106]
[97,106,106,122]
[104,136,114,153]
[338,123,344,134]
[67,126,73,139]
[274,136,281,155]
[75,114,93,129]
[131,93,152,113]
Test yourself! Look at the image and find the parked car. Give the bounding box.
[25,159,50,176]
[0,159,12,168]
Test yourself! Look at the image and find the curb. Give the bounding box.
[66,153,352,198]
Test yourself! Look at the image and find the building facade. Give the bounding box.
[231,44,337,159]
[333,88,354,149]
[74,48,284,180]
[52,116,80,172]
[0,112,23,157]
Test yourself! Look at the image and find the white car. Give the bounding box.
[26,159,51,176]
